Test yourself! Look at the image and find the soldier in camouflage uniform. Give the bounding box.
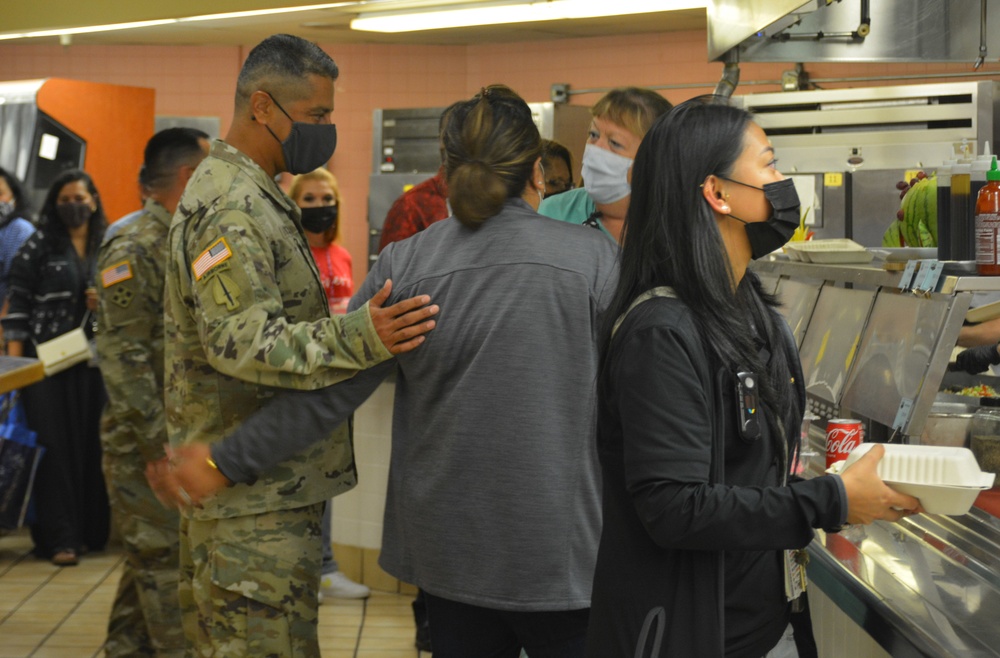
[96,128,210,658]
[162,34,437,657]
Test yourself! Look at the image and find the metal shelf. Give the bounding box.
[752,258,903,289]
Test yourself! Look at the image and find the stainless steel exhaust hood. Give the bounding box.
[708,0,1000,64]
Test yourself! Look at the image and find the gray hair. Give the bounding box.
[235,34,339,108]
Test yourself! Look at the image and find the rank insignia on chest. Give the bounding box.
[101,261,133,287]
[192,237,232,280]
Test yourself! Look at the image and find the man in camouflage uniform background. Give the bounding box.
[162,34,438,657]
[96,127,210,657]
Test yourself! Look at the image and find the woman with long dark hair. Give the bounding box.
[3,169,110,566]
[587,98,920,657]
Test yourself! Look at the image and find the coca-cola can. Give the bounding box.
[826,419,864,468]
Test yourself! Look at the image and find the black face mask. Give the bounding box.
[56,202,93,229]
[300,205,338,234]
[723,178,800,260]
[262,93,338,175]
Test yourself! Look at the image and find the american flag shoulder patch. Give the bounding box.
[192,237,233,281]
[101,261,133,288]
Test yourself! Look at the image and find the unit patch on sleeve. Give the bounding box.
[192,237,233,281]
[101,261,133,288]
[111,285,135,308]
[212,272,241,311]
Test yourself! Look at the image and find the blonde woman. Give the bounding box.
[288,168,370,601]
[289,168,353,315]
[538,87,673,243]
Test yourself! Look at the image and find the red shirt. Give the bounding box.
[378,170,449,252]
[310,243,353,315]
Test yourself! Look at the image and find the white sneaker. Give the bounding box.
[320,571,371,600]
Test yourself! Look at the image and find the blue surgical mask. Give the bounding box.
[263,93,338,175]
[581,143,633,205]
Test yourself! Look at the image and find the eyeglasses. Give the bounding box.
[546,179,574,193]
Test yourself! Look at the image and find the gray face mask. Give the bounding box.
[0,200,14,221]
[263,93,338,175]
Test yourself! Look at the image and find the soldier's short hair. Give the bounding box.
[235,34,339,109]
[140,127,209,192]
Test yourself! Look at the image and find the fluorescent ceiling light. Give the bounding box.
[351,0,707,33]
[0,3,354,41]
[0,20,179,40]
[179,3,354,23]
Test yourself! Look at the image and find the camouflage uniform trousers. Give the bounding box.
[103,454,185,657]
[179,502,324,658]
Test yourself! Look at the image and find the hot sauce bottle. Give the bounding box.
[975,156,1000,275]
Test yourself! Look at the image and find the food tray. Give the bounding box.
[838,443,995,515]
[789,239,874,264]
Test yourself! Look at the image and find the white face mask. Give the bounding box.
[581,143,633,205]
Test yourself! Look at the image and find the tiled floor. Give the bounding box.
[0,529,427,658]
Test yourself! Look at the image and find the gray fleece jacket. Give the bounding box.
[213,198,619,611]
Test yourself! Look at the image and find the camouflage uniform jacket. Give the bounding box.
[164,140,392,520]
[95,198,171,462]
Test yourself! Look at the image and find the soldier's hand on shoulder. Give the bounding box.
[367,279,439,355]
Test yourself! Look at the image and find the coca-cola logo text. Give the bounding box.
[827,427,862,454]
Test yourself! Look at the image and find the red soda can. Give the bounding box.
[826,419,864,468]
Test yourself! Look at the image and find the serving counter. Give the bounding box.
[751,258,1000,657]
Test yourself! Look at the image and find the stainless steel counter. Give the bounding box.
[764,255,1000,657]
[802,429,1000,657]
[808,512,1000,658]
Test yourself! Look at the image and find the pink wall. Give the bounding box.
[2,31,998,287]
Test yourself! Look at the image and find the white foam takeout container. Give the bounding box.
[785,239,874,264]
[830,443,996,515]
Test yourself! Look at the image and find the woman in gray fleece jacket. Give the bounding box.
[167,84,618,658]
